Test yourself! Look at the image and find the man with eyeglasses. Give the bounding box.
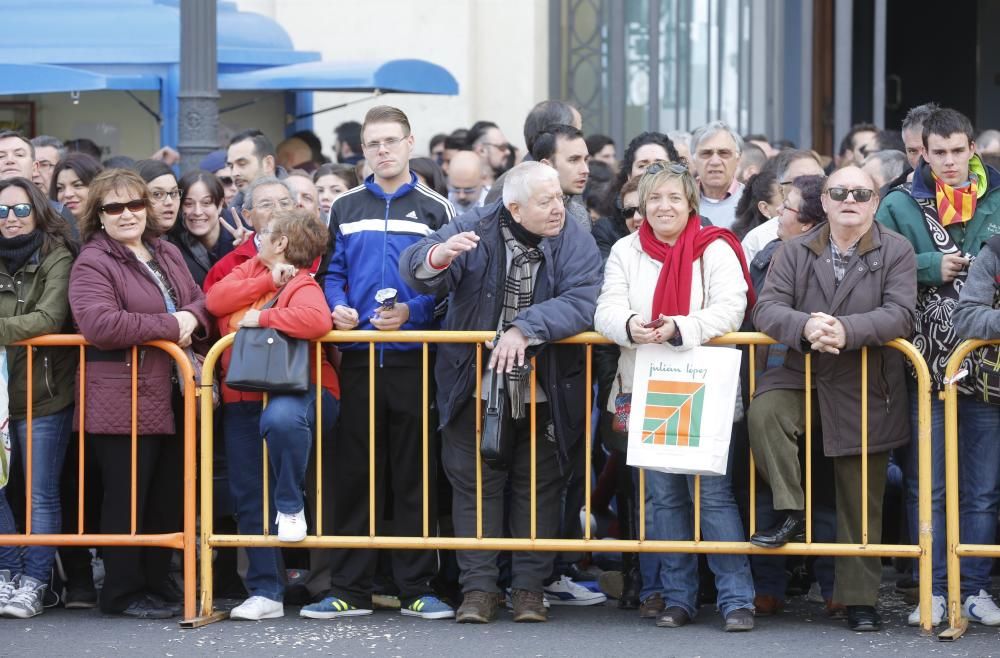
[447,150,488,213]
[876,107,1000,628]
[30,135,65,195]
[470,121,513,184]
[303,105,456,623]
[750,165,916,632]
[202,176,305,292]
[690,121,744,229]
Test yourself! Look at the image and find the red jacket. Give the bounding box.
[203,235,321,293]
[69,232,211,435]
[206,256,339,404]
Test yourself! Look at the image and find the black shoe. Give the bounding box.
[724,608,755,632]
[151,577,184,604]
[656,605,691,628]
[619,566,641,610]
[119,595,175,619]
[63,580,98,609]
[750,515,806,548]
[846,605,882,632]
[147,592,182,616]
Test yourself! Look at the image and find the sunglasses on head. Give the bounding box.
[644,161,689,177]
[0,203,32,219]
[826,187,874,203]
[99,199,146,216]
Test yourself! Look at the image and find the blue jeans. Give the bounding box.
[644,469,755,617]
[0,407,72,581]
[905,394,1000,597]
[223,388,339,601]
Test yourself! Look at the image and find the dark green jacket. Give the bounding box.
[0,243,76,419]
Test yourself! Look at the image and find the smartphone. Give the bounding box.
[642,317,666,329]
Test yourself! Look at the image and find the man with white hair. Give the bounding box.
[400,161,602,625]
[690,121,744,228]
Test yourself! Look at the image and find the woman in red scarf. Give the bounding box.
[595,163,756,632]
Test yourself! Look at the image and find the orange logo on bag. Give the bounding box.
[641,380,705,447]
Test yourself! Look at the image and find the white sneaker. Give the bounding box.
[964,589,1000,626]
[806,581,824,604]
[2,576,46,618]
[0,571,16,608]
[276,509,307,542]
[907,594,945,626]
[230,596,284,621]
[543,575,607,606]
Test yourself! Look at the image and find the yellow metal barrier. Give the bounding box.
[939,339,1000,641]
[190,330,933,631]
[0,334,198,621]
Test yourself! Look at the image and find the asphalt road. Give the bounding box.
[5,585,1000,657]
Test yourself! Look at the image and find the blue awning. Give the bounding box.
[219,59,459,95]
[0,63,160,95]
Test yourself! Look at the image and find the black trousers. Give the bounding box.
[88,429,182,613]
[325,357,438,608]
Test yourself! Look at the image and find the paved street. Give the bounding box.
[6,585,1000,657]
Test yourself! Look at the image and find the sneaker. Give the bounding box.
[276,509,307,543]
[907,594,945,627]
[0,571,16,608]
[806,581,825,604]
[543,575,607,606]
[504,587,550,609]
[510,588,547,622]
[300,596,372,619]
[120,594,175,619]
[401,595,455,620]
[963,590,1000,626]
[456,591,501,624]
[2,575,46,618]
[230,595,284,621]
[639,592,665,619]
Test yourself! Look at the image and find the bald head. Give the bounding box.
[447,150,486,211]
[277,137,313,170]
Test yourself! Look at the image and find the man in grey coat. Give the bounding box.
[400,162,602,624]
[747,166,917,632]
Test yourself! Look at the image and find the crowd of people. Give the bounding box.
[1,96,1000,637]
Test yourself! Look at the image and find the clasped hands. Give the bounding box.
[803,312,846,354]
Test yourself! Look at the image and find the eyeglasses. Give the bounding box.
[448,185,480,196]
[826,187,875,203]
[644,161,689,176]
[149,189,180,202]
[100,199,146,215]
[252,198,294,212]
[35,160,56,171]
[362,136,407,152]
[0,203,32,219]
[621,205,640,219]
[218,176,234,187]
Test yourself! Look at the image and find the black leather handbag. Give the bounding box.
[226,289,309,393]
[480,368,514,470]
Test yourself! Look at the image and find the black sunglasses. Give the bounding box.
[218,176,234,187]
[621,205,640,219]
[0,203,32,219]
[99,199,146,216]
[827,187,874,203]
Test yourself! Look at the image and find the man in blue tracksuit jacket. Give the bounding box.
[303,106,456,621]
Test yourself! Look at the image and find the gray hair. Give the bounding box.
[30,135,66,160]
[667,131,692,149]
[901,103,939,134]
[502,161,560,208]
[242,175,293,211]
[863,150,908,185]
[689,121,743,158]
[977,129,1000,150]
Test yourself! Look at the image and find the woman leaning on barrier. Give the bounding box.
[68,168,212,620]
[594,162,757,632]
[0,177,77,619]
[204,206,339,622]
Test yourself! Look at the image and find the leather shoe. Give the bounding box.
[753,593,784,616]
[846,605,882,632]
[656,605,691,628]
[750,514,806,548]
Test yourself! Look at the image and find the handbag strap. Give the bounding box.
[260,284,288,311]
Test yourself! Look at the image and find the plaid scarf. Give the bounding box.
[934,172,978,226]
[499,208,544,418]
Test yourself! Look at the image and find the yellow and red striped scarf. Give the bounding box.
[933,173,978,226]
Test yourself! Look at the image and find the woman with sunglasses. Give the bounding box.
[50,153,103,222]
[171,171,235,287]
[135,160,180,233]
[595,163,756,632]
[0,177,77,618]
[68,169,211,619]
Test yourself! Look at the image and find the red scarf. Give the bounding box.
[638,214,755,319]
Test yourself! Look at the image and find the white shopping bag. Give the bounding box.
[0,347,10,488]
[625,344,741,476]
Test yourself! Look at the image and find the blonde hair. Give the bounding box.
[637,164,700,216]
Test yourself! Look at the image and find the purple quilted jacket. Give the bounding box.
[69,232,211,436]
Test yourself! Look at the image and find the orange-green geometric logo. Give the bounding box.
[641,380,705,447]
